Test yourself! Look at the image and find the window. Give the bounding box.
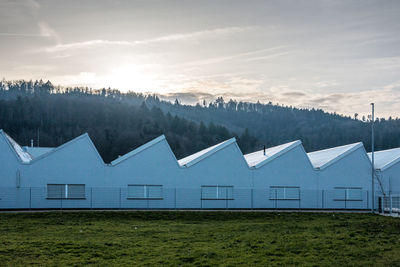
[127,185,163,199]
[201,186,233,200]
[270,186,300,200]
[47,184,85,199]
[334,187,362,201]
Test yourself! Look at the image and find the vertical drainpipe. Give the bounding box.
[251,167,255,210]
[316,169,320,209]
[251,167,254,188]
[371,103,375,213]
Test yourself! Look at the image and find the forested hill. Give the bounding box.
[158,97,400,152]
[1,79,400,163]
[0,80,255,163]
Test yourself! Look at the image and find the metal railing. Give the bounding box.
[379,194,400,216]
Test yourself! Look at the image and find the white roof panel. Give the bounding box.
[111,135,166,165]
[178,139,235,167]
[4,133,32,163]
[307,143,362,169]
[244,140,300,167]
[368,147,400,170]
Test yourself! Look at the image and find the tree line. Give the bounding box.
[0,79,258,162]
[1,79,400,162]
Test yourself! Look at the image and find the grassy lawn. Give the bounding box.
[0,211,399,266]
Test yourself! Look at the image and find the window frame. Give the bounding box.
[269,186,301,200]
[126,184,163,200]
[47,184,86,199]
[333,187,363,201]
[201,185,234,200]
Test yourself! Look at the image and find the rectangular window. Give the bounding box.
[47,184,85,199]
[334,187,362,201]
[127,185,163,199]
[270,186,300,200]
[201,186,233,200]
[68,184,86,199]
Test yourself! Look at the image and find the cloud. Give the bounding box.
[43,26,261,53]
[160,92,214,104]
[45,40,135,52]
[38,21,59,41]
[26,0,40,13]
[307,94,345,105]
[281,92,307,97]
[384,82,400,91]
[245,51,293,61]
[314,80,340,88]
[135,26,260,44]
[173,46,292,68]
[0,2,59,41]
[155,77,400,118]
[0,33,43,37]
[0,22,59,39]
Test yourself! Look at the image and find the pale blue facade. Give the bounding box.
[377,165,400,194]
[312,146,374,210]
[0,131,22,188]
[367,148,400,213]
[250,143,319,209]
[0,129,389,210]
[178,140,251,209]
[370,149,400,195]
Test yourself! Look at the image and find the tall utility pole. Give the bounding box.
[371,103,375,212]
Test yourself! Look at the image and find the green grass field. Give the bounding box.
[0,211,399,266]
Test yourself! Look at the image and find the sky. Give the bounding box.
[1,0,400,117]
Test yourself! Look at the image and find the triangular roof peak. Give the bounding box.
[178,138,236,167]
[307,142,363,170]
[244,140,301,168]
[0,130,33,163]
[368,147,400,171]
[30,133,105,164]
[111,135,166,166]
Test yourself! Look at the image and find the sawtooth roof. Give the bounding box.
[307,142,363,170]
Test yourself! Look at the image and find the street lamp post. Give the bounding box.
[371,103,375,212]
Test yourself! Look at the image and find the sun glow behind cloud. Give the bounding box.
[105,65,162,93]
[57,65,165,94]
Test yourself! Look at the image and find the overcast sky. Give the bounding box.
[1,0,399,117]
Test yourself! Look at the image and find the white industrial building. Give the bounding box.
[0,129,395,210]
